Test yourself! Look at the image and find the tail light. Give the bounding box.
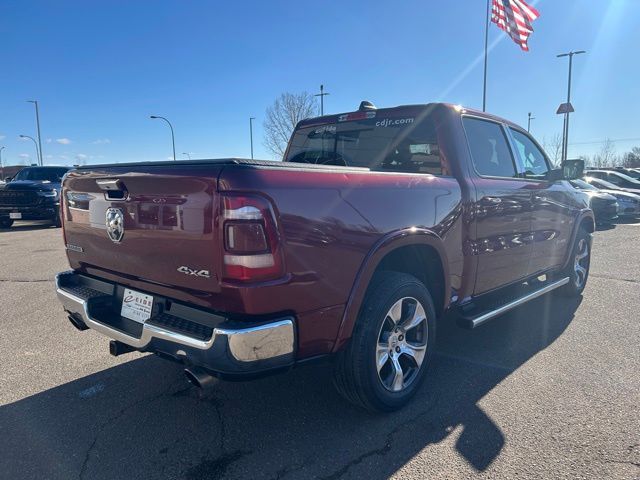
[221,194,284,282]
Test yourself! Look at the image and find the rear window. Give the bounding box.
[285,112,448,175]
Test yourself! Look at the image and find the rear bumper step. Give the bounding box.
[55,271,296,377]
[459,277,570,329]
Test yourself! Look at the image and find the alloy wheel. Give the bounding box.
[573,238,589,288]
[375,297,428,392]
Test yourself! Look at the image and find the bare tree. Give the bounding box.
[263,92,317,159]
[592,138,617,168]
[542,133,563,167]
[622,146,640,168]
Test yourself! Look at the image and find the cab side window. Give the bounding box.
[509,128,550,179]
[463,117,517,178]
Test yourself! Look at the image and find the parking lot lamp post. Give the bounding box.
[182,152,191,160]
[19,135,40,164]
[150,115,176,161]
[557,50,586,162]
[0,146,5,179]
[249,117,255,159]
[27,100,43,166]
[527,112,535,132]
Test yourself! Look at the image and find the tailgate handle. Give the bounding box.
[96,179,127,200]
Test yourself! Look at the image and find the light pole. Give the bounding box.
[27,100,43,166]
[315,84,330,116]
[150,115,176,161]
[19,135,39,164]
[527,112,535,133]
[0,146,5,179]
[249,117,255,159]
[557,50,586,162]
[182,152,191,160]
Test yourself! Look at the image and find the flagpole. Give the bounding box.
[482,0,491,112]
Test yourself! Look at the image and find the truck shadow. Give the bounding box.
[0,294,580,480]
[0,220,56,232]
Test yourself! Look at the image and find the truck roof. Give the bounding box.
[296,102,521,130]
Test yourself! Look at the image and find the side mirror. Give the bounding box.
[562,159,585,180]
[3,176,12,182]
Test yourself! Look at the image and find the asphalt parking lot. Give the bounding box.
[1,221,638,480]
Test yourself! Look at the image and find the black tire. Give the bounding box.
[558,228,591,297]
[0,218,14,229]
[52,212,62,228]
[333,271,437,412]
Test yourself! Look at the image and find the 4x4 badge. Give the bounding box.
[105,207,124,243]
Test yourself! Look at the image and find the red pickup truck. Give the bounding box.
[55,102,594,411]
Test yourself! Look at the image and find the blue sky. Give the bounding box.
[1,0,638,165]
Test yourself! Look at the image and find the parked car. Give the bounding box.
[572,179,638,219]
[578,178,640,218]
[0,166,71,228]
[596,167,640,180]
[568,179,618,224]
[54,102,594,412]
[586,169,640,191]
[584,175,640,196]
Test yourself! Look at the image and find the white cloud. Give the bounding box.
[91,138,111,145]
[0,135,5,141]
[46,138,53,143]
[56,138,72,145]
[59,155,69,161]
[75,154,88,161]
[19,153,30,159]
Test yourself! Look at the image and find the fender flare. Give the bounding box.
[561,209,596,271]
[332,227,450,353]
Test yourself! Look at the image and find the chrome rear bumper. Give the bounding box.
[55,271,296,376]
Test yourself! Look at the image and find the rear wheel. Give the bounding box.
[0,218,14,229]
[333,272,437,412]
[558,228,591,297]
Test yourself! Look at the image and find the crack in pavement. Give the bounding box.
[179,386,255,480]
[600,459,640,468]
[78,378,184,480]
[317,400,439,480]
[589,274,639,284]
[267,462,306,480]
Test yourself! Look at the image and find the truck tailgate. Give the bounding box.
[62,163,227,293]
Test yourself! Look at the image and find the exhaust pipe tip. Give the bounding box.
[68,313,88,331]
[109,340,136,357]
[184,367,216,390]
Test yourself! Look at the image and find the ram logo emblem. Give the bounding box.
[105,208,125,243]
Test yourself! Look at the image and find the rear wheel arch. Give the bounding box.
[333,229,449,353]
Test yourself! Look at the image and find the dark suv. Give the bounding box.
[0,166,71,228]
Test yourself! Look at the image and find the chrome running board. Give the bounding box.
[461,277,570,329]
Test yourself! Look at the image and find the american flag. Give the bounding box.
[491,0,540,51]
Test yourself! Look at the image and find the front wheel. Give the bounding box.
[333,272,437,412]
[558,228,591,297]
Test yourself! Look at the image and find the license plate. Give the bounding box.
[121,288,154,323]
[9,212,22,219]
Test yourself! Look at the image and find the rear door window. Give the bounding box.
[462,117,517,178]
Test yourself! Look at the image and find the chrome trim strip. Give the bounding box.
[469,277,570,328]
[55,273,294,360]
[216,320,295,362]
